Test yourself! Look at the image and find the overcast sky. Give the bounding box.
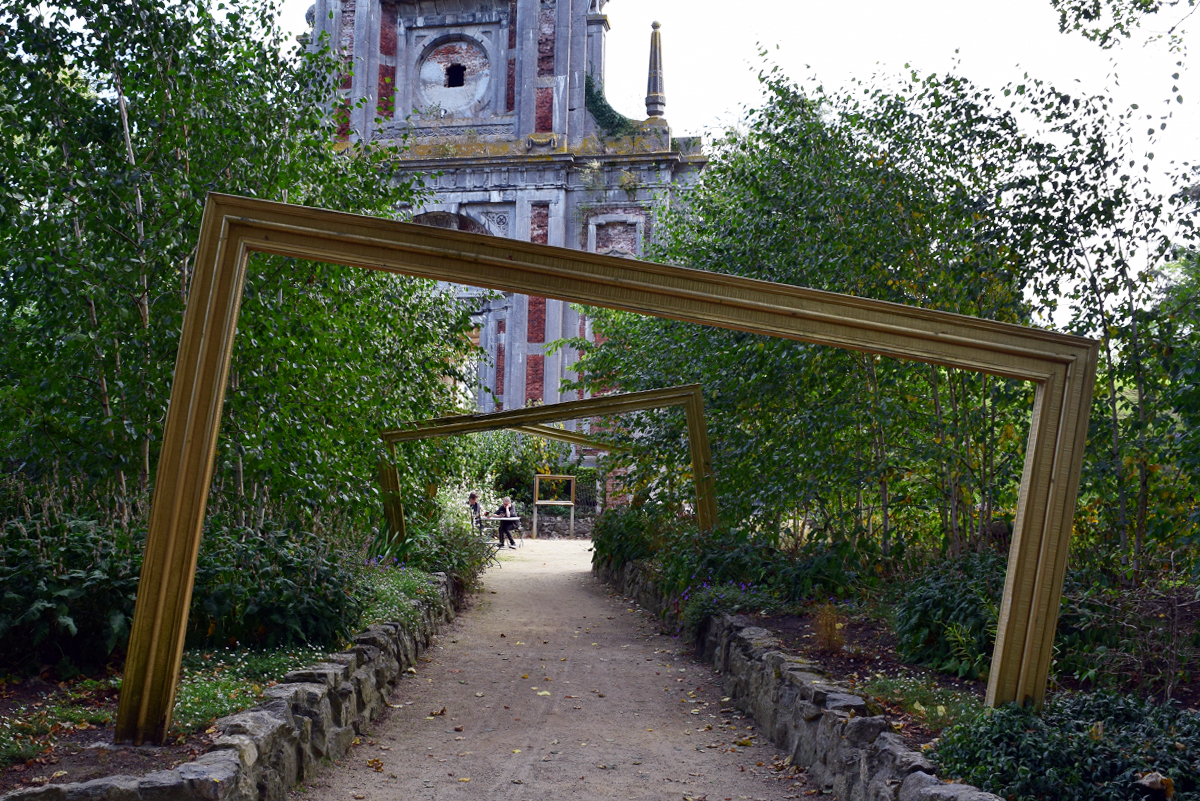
[279,0,1196,189]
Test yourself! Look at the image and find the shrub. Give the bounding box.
[936,692,1200,800]
[187,526,364,649]
[372,483,495,592]
[892,551,1005,679]
[591,506,666,572]
[0,514,143,674]
[0,511,366,673]
[1056,572,1200,701]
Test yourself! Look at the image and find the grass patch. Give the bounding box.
[858,672,984,732]
[360,563,446,630]
[170,645,331,736]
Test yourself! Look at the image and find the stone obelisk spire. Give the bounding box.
[645,21,666,118]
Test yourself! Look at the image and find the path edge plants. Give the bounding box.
[2,574,464,801]
[595,558,1001,801]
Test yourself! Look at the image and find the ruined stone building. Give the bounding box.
[307,0,705,417]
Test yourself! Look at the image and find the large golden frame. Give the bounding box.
[115,193,1097,743]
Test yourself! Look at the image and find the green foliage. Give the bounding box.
[570,64,1046,556]
[370,482,496,592]
[937,692,1200,800]
[1050,0,1194,48]
[567,57,1200,578]
[360,564,446,631]
[187,526,364,650]
[172,645,330,733]
[0,513,143,672]
[680,583,781,639]
[892,552,1005,679]
[584,73,637,139]
[0,505,366,673]
[590,506,665,572]
[0,0,476,531]
[593,504,864,635]
[1055,570,1200,700]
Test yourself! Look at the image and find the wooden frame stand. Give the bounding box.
[115,193,1097,744]
[532,474,575,538]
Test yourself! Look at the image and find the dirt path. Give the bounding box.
[298,540,810,801]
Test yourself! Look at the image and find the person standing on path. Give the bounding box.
[491,496,518,548]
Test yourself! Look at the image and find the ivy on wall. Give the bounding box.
[585,73,638,139]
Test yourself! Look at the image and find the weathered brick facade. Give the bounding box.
[308,0,706,444]
[525,354,544,403]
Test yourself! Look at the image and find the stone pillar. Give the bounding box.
[645,21,665,118]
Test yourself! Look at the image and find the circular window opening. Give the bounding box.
[418,38,490,116]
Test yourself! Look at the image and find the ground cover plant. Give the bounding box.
[937,692,1200,800]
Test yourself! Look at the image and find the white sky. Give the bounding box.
[278,0,1197,190]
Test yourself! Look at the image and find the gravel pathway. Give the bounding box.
[297,540,808,801]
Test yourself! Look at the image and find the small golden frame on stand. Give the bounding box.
[532,474,575,538]
[115,193,1097,744]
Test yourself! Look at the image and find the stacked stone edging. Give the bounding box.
[595,559,1001,801]
[4,573,462,801]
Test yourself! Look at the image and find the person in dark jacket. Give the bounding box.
[492,497,518,548]
[467,492,483,534]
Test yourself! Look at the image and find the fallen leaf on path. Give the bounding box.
[458,777,470,782]
[512,779,524,784]
[352,794,365,799]
[474,692,484,697]
[407,667,417,674]
[500,633,505,637]
[735,738,754,747]
[454,725,463,732]
[512,749,521,753]
[429,707,446,716]
[537,691,551,696]
[366,758,384,772]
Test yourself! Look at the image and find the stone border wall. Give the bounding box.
[596,559,1002,801]
[5,574,462,801]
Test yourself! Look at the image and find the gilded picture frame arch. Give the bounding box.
[377,383,714,541]
[115,193,1098,744]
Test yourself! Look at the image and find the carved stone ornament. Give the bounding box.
[480,211,510,234]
